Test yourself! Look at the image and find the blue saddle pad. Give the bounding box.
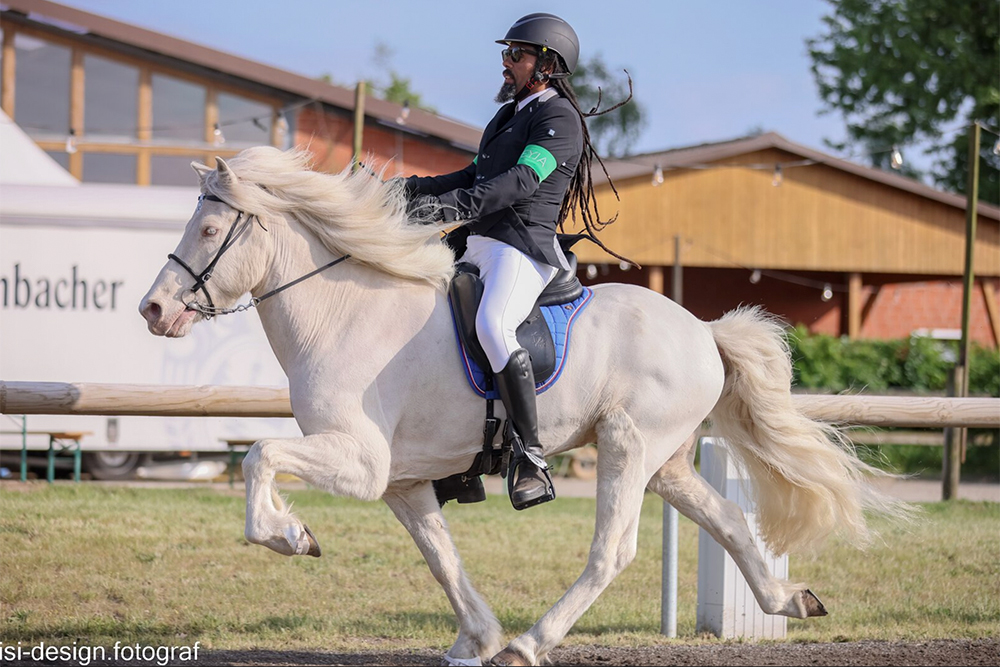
[453,287,593,399]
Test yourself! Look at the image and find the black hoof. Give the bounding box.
[303,524,322,558]
[803,589,828,617]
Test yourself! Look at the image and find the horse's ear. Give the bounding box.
[215,157,238,186]
[190,161,213,184]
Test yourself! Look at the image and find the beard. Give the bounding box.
[495,71,517,103]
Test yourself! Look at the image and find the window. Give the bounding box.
[82,153,136,184]
[152,74,205,142]
[84,54,138,140]
[151,155,202,187]
[14,33,70,138]
[217,92,272,146]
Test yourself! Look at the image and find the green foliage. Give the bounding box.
[788,328,999,478]
[788,325,999,396]
[570,55,645,157]
[318,42,436,113]
[807,0,1000,203]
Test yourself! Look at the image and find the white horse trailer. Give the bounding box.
[0,114,298,479]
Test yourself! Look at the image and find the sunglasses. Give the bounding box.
[502,45,540,63]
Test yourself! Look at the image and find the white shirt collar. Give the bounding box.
[517,87,558,112]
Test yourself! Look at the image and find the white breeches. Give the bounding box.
[462,235,559,373]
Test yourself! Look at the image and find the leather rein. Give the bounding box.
[168,193,350,319]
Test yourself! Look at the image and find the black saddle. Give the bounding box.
[449,250,584,381]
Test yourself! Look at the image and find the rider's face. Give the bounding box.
[499,41,539,98]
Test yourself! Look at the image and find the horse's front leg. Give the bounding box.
[242,430,390,557]
[383,481,503,666]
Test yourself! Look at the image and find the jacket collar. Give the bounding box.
[484,90,560,146]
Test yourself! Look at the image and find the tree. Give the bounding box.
[318,43,436,113]
[367,42,436,113]
[807,0,999,203]
[571,55,645,157]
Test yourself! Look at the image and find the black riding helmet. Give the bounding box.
[496,13,579,76]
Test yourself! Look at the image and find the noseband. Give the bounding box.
[168,193,349,318]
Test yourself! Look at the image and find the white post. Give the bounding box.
[696,437,788,639]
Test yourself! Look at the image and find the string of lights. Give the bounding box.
[648,120,999,188]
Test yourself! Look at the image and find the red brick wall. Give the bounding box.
[580,264,999,346]
[294,107,474,177]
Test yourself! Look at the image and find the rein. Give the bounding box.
[168,194,350,319]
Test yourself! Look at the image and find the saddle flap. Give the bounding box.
[449,264,556,383]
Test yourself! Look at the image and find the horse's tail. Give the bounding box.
[707,306,913,555]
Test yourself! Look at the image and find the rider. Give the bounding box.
[403,13,590,510]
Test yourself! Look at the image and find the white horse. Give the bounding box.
[140,147,908,666]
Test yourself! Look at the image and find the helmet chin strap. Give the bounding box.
[515,71,551,101]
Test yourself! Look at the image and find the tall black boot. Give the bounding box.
[495,348,555,510]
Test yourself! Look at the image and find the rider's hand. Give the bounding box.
[407,194,447,224]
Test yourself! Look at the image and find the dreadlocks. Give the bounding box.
[536,51,638,268]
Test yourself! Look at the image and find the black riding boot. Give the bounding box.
[495,348,555,510]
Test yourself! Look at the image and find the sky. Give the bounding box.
[48,0,860,160]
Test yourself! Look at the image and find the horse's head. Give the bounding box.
[140,157,272,337]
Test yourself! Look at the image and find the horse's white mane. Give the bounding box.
[200,147,455,291]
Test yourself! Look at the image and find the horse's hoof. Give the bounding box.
[303,524,322,558]
[489,648,531,666]
[803,589,827,617]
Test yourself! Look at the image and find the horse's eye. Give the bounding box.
[203,227,219,237]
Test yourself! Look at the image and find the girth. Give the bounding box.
[448,251,583,381]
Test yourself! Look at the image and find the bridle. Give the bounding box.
[168,193,350,318]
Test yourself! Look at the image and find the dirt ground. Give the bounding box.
[199,639,999,666]
[9,638,989,666]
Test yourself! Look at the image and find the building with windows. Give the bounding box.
[0,0,477,186]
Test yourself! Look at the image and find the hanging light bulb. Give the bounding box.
[276,112,289,136]
[396,100,411,125]
[772,164,783,187]
[213,123,226,147]
[652,164,664,187]
[821,283,834,301]
[749,269,762,284]
[65,128,77,154]
[586,264,598,280]
[890,145,903,170]
[619,261,631,272]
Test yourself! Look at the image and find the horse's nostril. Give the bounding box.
[141,301,162,324]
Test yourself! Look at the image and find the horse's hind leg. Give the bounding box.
[492,408,649,666]
[646,434,827,619]
[242,431,390,557]
[383,481,503,665]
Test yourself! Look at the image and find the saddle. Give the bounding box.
[448,252,584,383]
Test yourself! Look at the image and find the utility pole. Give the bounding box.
[352,81,366,172]
[944,122,981,500]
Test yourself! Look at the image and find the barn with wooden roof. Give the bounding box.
[575,132,1000,346]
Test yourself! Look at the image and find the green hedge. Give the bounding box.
[787,325,999,396]
[786,327,999,479]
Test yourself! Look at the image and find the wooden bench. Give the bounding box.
[1,428,92,482]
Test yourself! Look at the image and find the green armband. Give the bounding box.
[517,144,557,181]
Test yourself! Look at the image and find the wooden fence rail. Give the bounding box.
[2,381,999,428]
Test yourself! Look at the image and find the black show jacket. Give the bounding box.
[405,93,582,270]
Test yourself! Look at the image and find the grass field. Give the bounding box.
[1,485,997,652]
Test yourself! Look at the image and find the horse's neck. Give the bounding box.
[254,218,441,383]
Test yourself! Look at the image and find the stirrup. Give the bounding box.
[505,429,555,511]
